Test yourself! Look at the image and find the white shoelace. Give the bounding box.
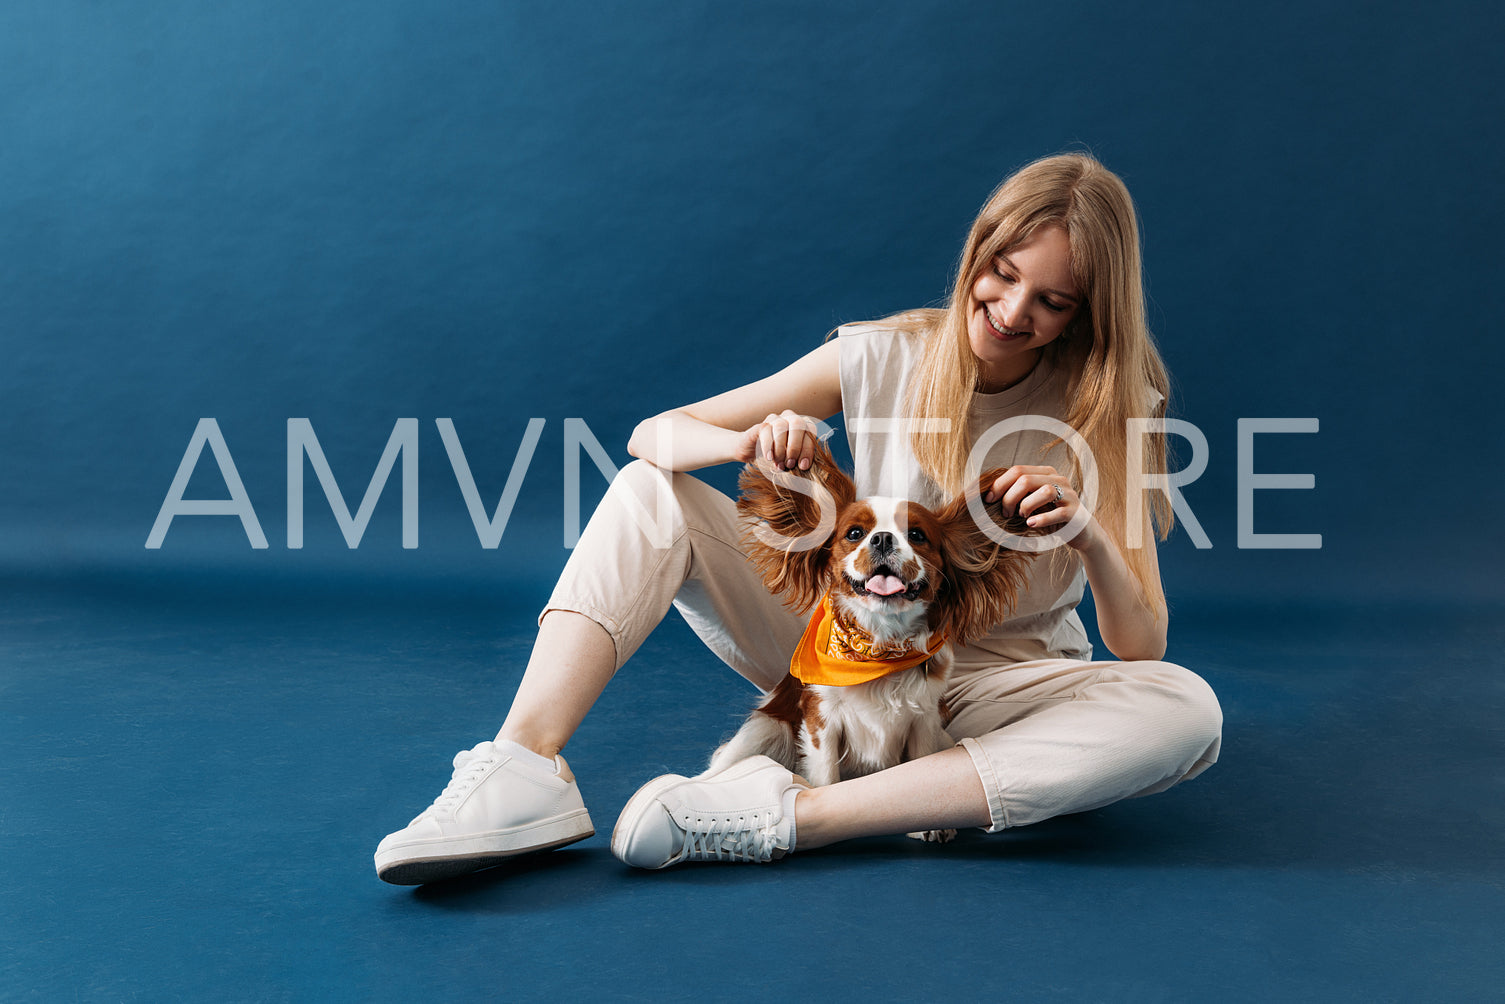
[679,811,782,864]
[429,746,497,816]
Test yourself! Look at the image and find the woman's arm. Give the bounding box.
[626,339,844,472]
[1072,522,1168,662]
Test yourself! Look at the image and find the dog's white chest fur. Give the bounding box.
[802,664,951,784]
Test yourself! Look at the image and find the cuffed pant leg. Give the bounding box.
[948,659,1222,832]
[540,459,802,692]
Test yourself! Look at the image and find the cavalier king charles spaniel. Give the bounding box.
[705,439,1043,841]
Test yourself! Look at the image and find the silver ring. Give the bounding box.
[1052,484,1064,504]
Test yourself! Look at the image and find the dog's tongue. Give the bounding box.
[865,574,907,596]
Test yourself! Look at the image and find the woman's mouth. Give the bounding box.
[984,305,1028,340]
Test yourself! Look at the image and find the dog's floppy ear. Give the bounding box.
[736,437,856,611]
[930,467,1049,645]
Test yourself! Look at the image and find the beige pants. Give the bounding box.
[542,461,1223,832]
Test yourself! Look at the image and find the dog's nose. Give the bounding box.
[869,531,896,554]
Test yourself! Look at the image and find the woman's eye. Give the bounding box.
[1042,299,1068,314]
[845,526,865,542]
[907,528,928,544]
[992,264,1014,283]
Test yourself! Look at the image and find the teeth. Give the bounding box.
[985,306,1025,338]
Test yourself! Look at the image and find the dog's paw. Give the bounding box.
[906,828,957,844]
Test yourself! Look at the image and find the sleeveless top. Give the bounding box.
[836,324,1092,663]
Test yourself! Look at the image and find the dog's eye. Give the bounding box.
[844,526,865,542]
[907,528,928,544]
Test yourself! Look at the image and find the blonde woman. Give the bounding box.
[375,153,1222,883]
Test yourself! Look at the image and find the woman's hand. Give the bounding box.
[734,410,825,471]
[984,465,1100,551]
[986,464,1167,660]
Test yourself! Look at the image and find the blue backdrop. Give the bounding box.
[5,4,1505,1001]
[3,0,1502,600]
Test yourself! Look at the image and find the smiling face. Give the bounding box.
[967,224,1083,392]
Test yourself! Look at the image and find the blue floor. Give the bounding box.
[3,572,1502,1001]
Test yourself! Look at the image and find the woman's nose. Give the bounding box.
[997,291,1029,331]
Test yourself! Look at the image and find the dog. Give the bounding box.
[705,439,1043,842]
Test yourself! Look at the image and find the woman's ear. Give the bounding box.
[735,438,856,611]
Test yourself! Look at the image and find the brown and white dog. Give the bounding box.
[705,440,1042,841]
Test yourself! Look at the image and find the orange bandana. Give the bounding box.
[789,595,947,687]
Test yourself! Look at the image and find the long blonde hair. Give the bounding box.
[894,153,1172,612]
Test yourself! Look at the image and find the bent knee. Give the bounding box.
[1124,659,1224,749]
[613,458,676,497]
[613,459,716,505]
[608,459,738,539]
[606,459,689,520]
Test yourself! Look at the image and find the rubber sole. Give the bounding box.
[376,808,595,886]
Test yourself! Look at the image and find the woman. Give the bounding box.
[375,153,1223,883]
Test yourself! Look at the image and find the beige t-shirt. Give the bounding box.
[837,323,1092,663]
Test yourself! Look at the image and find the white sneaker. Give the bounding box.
[375,741,594,885]
[611,755,808,869]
